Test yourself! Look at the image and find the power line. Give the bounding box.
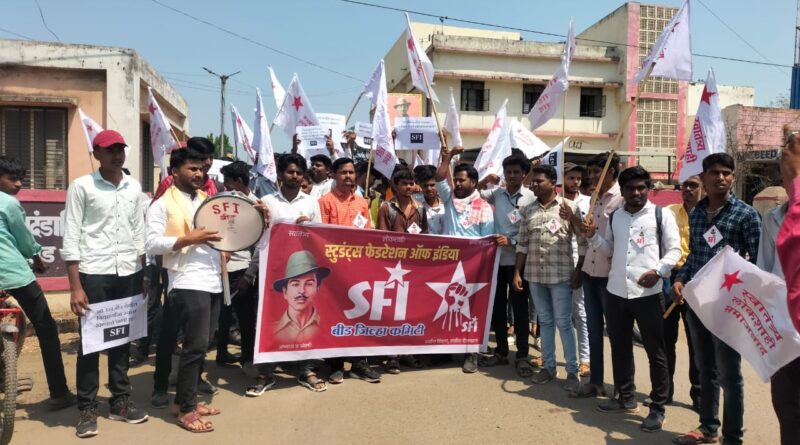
[149,0,363,82]
[695,0,788,77]
[32,0,60,42]
[339,0,793,70]
[0,27,35,40]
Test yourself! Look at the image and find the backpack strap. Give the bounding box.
[387,202,398,227]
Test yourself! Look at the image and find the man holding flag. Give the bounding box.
[671,153,761,445]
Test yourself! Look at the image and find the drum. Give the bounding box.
[193,192,265,252]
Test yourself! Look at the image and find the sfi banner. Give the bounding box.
[254,223,500,363]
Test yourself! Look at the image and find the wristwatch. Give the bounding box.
[654,269,663,278]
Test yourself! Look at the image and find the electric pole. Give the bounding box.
[203,67,241,157]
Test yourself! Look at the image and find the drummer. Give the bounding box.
[146,143,267,432]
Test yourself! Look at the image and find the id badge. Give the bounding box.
[704,225,722,248]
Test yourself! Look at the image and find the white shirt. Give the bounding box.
[145,191,222,293]
[310,178,334,200]
[590,202,682,299]
[572,193,591,263]
[61,171,144,276]
[757,203,786,278]
[262,190,322,223]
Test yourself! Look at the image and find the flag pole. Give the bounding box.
[87,150,96,172]
[560,92,567,198]
[269,97,287,135]
[420,73,447,149]
[345,92,364,126]
[585,64,654,223]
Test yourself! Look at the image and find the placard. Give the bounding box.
[394,117,440,151]
[81,295,147,355]
[354,121,373,149]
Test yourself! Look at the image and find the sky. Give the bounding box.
[2,0,797,153]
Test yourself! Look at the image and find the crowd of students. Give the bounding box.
[0,129,798,444]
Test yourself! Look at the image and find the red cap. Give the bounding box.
[93,130,127,149]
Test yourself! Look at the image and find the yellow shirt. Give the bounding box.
[667,203,690,269]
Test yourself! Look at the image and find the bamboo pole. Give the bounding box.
[344,92,364,126]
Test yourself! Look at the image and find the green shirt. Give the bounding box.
[0,192,40,290]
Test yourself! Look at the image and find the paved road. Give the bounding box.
[10,332,779,444]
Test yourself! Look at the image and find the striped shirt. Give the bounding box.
[516,197,580,284]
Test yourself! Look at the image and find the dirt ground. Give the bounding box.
[7,329,780,445]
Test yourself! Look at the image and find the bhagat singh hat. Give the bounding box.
[93,130,128,149]
[563,162,583,174]
[272,250,331,292]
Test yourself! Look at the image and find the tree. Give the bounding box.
[207,133,233,158]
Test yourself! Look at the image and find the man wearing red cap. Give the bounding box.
[62,129,148,438]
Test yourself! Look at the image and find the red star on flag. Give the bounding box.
[701,87,716,105]
[720,270,744,291]
[491,117,502,132]
[236,116,242,125]
[407,37,415,51]
[148,103,157,114]
[86,124,94,132]
[292,96,303,111]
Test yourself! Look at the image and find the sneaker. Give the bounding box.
[531,367,557,385]
[245,374,276,397]
[578,362,591,377]
[350,362,381,383]
[462,354,478,374]
[109,397,149,424]
[385,357,401,375]
[569,382,607,398]
[129,346,148,366]
[45,392,76,411]
[328,370,344,384]
[197,377,219,395]
[76,408,99,438]
[215,351,241,367]
[641,410,665,433]
[563,373,580,392]
[597,398,639,414]
[151,391,169,409]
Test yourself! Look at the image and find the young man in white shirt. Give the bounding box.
[241,153,324,396]
[62,130,148,438]
[585,166,681,433]
[413,165,445,235]
[308,154,334,199]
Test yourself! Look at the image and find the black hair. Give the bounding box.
[331,157,354,174]
[502,154,531,174]
[413,165,436,183]
[587,152,622,179]
[397,158,408,168]
[531,165,557,183]
[391,167,415,185]
[355,160,376,176]
[186,137,215,156]
[510,147,526,158]
[220,160,251,185]
[618,166,653,189]
[453,163,479,182]
[702,152,735,172]
[278,153,307,174]
[169,148,207,171]
[309,154,333,170]
[0,156,25,178]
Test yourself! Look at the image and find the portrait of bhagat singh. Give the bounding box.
[271,250,330,343]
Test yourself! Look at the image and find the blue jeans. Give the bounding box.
[686,308,744,444]
[530,281,578,374]
[572,287,590,363]
[582,273,608,385]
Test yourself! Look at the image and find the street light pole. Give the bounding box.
[203,67,241,157]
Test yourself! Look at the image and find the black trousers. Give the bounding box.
[216,270,244,358]
[605,292,669,414]
[491,265,529,358]
[76,271,143,410]
[771,356,800,445]
[135,266,166,355]
[170,288,212,413]
[5,280,69,398]
[663,298,701,404]
[233,277,258,364]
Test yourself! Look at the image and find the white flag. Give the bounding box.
[474,98,512,181]
[230,105,256,163]
[527,18,576,130]
[369,60,398,180]
[444,87,462,147]
[633,0,692,84]
[267,65,286,110]
[683,246,800,382]
[253,88,277,183]
[404,13,438,102]
[678,68,725,182]
[78,108,103,153]
[363,61,383,107]
[147,88,177,180]
[274,73,319,140]
[510,119,550,159]
[541,138,569,185]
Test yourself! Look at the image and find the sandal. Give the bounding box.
[478,353,509,367]
[672,429,719,445]
[530,356,543,368]
[298,372,327,392]
[177,411,214,433]
[515,358,534,377]
[245,374,276,397]
[195,403,221,416]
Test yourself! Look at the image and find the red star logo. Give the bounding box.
[701,86,716,105]
[491,117,502,132]
[407,36,415,51]
[148,103,157,114]
[292,96,303,111]
[85,124,94,132]
[720,270,744,291]
[236,116,242,125]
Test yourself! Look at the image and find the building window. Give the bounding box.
[522,84,545,114]
[460,80,489,111]
[0,107,67,189]
[579,87,606,118]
